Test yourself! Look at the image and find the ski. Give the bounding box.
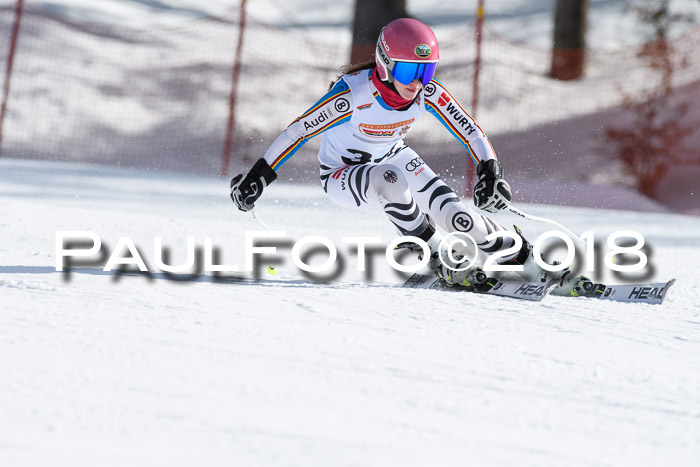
[402,273,560,302]
[571,279,676,305]
[404,273,676,305]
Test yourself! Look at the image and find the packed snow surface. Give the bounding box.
[1,158,699,466]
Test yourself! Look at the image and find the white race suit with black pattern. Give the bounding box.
[261,68,516,257]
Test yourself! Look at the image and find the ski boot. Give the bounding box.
[500,225,592,296]
[436,259,494,292]
[560,275,606,298]
[393,216,449,270]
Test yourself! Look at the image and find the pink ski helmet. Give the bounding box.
[375,18,439,85]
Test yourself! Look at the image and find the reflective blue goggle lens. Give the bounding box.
[391,61,438,85]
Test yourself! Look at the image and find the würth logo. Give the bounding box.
[331,167,347,180]
[438,92,450,107]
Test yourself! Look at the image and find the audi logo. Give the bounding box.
[405,157,424,171]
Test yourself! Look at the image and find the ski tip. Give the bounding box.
[596,278,677,304]
[546,276,561,291]
[661,278,676,301]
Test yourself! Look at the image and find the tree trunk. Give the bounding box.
[550,0,588,80]
[351,0,407,64]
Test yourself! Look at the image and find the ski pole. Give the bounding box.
[249,209,279,275]
[507,204,587,247]
[250,209,272,231]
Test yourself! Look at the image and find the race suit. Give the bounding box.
[261,68,515,255]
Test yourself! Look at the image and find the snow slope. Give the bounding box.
[1,158,700,466]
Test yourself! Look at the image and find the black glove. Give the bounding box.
[473,159,512,213]
[230,158,277,212]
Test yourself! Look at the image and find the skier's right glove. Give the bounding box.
[473,159,512,213]
[230,158,277,212]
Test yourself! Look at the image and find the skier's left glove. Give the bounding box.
[230,158,277,212]
[473,159,512,213]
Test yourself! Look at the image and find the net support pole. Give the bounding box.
[468,0,485,196]
[221,0,248,176]
[0,0,24,157]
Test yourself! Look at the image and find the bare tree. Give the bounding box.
[351,0,407,64]
[605,0,698,198]
[550,0,589,80]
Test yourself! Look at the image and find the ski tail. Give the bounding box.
[402,273,559,302]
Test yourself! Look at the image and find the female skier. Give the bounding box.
[230,18,582,294]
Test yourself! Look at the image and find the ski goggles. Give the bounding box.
[391,61,438,85]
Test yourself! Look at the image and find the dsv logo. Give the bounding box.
[405,157,424,171]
